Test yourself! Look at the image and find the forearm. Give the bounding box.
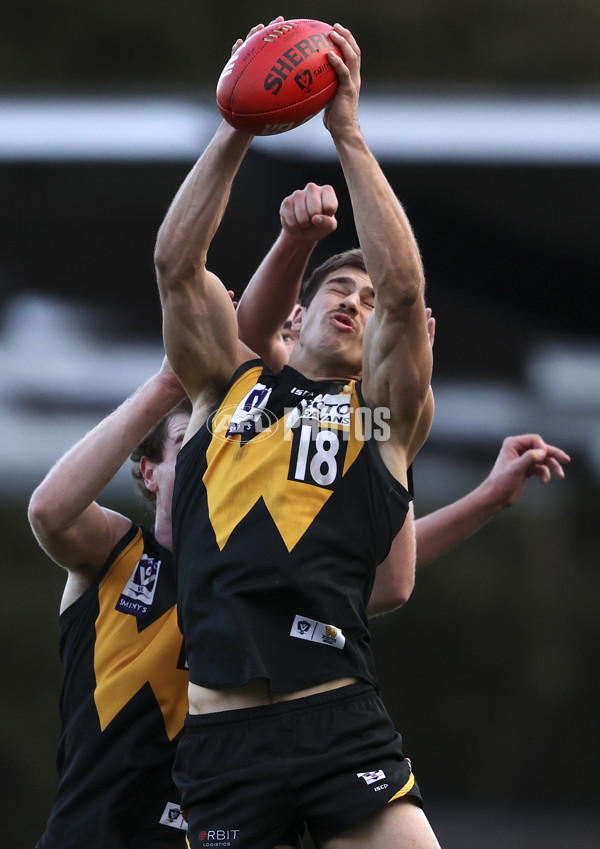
[334,130,424,308]
[28,371,184,534]
[367,508,416,617]
[155,121,253,290]
[155,122,253,397]
[415,479,507,568]
[236,230,312,351]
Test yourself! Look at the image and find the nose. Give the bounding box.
[339,293,360,315]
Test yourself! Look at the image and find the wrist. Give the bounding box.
[145,371,186,411]
[472,476,512,516]
[331,123,366,153]
[279,227,322,250]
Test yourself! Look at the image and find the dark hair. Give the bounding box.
[130,397,192,507]
[300,248,366,308]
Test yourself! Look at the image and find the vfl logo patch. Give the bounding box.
[159,802,188,831]
[294,69,313,91]
[357,769,387,785]
[220,383,275,442]
[290,614,346,649]
[115,554,160,616]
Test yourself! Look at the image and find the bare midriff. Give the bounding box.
[188,676,358,714]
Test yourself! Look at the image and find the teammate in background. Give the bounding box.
[152,20,569,849]
[28,359,191,849]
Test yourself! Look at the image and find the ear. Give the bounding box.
[291,305,305,331]
[139,457,158,493]
[426,308,436,349]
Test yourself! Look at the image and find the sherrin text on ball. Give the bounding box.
[216,19,342,136]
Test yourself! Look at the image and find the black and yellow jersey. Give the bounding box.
[173,360,411,693]
[38,525,188,849]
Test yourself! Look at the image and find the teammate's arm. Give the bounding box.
[415,433,571,566]
[27,360,185,599]
[367,508,416,616]
[367,433,571,615]
[236,183,338,372]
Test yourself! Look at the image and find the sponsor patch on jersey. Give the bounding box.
[115,553,160,616]
[159,801,188,830]
[290,614,346,649]
[357,769,387,785]
[286,391,351,430]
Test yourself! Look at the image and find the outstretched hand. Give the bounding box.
[485,434,571,508]
[279,182,338,243]
[323,23,361,137]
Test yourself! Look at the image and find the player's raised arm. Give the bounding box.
[27,359,185,602]
[236,183,338,372]
[325,25,432,473]
[154,121,255,410]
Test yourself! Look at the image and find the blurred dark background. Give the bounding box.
[1,2,599,847]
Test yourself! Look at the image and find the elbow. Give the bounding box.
[154,239,206,297]
[368,577,415,617]
[390,567,416,607]
[153,235,176,279]
[153,244,178,294]
[27,488,53,537]
[391,580,415,608]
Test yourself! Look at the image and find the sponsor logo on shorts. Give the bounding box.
[159,802,188,830]
[197,828,240,846]
[290,614,346,649]
[357,769,387,785]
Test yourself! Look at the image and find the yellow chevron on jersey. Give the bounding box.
[203,365,364,552]
[94,529,187,740]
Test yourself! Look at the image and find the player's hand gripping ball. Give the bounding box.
[216,19,343,136]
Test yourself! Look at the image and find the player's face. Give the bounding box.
[281,305,302,354]
[298,266,375,372]
[153,412,190,511]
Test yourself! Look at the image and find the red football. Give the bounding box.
[216,19,342,136]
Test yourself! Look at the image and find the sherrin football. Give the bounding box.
[216,19,343,136]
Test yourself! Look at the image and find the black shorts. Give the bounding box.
[174,682,422,849]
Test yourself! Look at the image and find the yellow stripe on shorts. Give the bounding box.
[387,770,415,803]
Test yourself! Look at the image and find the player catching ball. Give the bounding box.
[156,20,441,849]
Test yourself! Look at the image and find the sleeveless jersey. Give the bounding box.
[172,361,412,692]
[37,525,189,849]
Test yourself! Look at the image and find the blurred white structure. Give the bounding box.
[2,294,598,499]
[2,93,598,498]
[1,93,600,163]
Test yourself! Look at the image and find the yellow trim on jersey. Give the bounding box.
[203,367,364,552]
[94,529,188,740]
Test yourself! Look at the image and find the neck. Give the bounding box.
[153,509,173,552]
[288,348,361,384]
